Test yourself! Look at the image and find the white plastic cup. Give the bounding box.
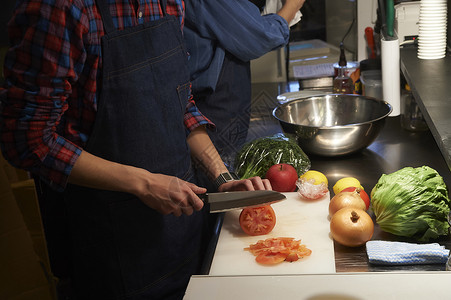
[418,0,448,59]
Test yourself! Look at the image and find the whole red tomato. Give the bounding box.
[265,163,298,192]
[340,186,370,210]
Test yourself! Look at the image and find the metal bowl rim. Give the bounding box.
[272,94,393,129]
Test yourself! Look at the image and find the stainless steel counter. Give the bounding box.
[400,47,451,171]
[248,82,451,189]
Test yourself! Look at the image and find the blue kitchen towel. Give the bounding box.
[366,240,450,265]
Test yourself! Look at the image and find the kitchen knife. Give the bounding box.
[200,190,286,213]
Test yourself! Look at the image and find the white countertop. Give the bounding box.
[184,272,451,299]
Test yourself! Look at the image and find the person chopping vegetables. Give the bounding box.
[0,0,271,299]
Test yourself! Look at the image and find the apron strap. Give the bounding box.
[95,0,116,34]
[160,0,167,16]
[96,0,168,34]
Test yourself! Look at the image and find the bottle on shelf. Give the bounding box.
[400,84,428,132]
[333,43,353,94]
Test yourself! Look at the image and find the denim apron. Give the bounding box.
[64,0,206,299]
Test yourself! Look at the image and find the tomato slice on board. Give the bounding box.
[255,251,288,265]
[244,237,313,264]
[239,205,276,236]
[285,252,299,262]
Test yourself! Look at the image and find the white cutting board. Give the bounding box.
[209,192,336,275]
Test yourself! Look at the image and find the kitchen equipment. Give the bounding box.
[381,0,401,116]
[333,43,354,94]
[448,0,451,48]
[277,90,331,105]
[208,192,335,275]
[356,0,379,61]
[361,69,383,99]
[400,84,428,132]
[287,39,342,82]
[365,26,377,58]
[272,94,392,156]
[202,190,286,213]
[381,32,401,115]
[417,0,448,60]
[394,1,420,42]
[386,0,395,37]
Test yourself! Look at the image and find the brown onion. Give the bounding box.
[330,207,374,247]
[329,191,366,217]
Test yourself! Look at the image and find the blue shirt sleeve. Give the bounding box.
[184,0,290,93]
[184,0,290,62]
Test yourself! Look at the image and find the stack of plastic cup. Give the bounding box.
[418,0,448,59]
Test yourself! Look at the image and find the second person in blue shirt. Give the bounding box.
[184,0,306,190]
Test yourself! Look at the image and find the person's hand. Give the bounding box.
[217,176,272,192]
[284,0,306,11]
[137,173,206,217]
[68,150,205,217]
[278,0,306,23]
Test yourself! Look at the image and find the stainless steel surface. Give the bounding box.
[400,47,451,170]
[313,116,451,272]
[204,190,286,213]
[272,94,392,156]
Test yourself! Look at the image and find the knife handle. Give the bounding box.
[197,193,208,202]
[386,0,394,37]
[365,27,377,59]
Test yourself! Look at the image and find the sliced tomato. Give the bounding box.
[285,252,299,262]
[255,251,288,265]
[289,246,312,260]
[245,237,312,264]
[239,205,276,236]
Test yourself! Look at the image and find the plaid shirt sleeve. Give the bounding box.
[0,0,194,192]
[183,87,215,132]
[0,1,90,192]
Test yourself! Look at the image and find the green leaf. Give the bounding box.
[371,166,450,241]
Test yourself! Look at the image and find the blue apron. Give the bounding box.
[64,1,207,299]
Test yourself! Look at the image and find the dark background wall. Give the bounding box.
[1,0,16,85]
[1,0,15,45]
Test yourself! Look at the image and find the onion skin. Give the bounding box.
[329,191,366,217]
[330,208,374,247]
[341,187,370,210]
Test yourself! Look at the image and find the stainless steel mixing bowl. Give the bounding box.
[272,94,392,156]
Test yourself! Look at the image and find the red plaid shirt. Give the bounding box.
[0,0,213,192]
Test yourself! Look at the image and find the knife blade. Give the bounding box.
[200,190,286,213]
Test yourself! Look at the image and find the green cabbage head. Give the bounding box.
[371,166,450,241]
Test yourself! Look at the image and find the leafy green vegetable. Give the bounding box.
[371,166,451,241]
[234,133,311,179]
